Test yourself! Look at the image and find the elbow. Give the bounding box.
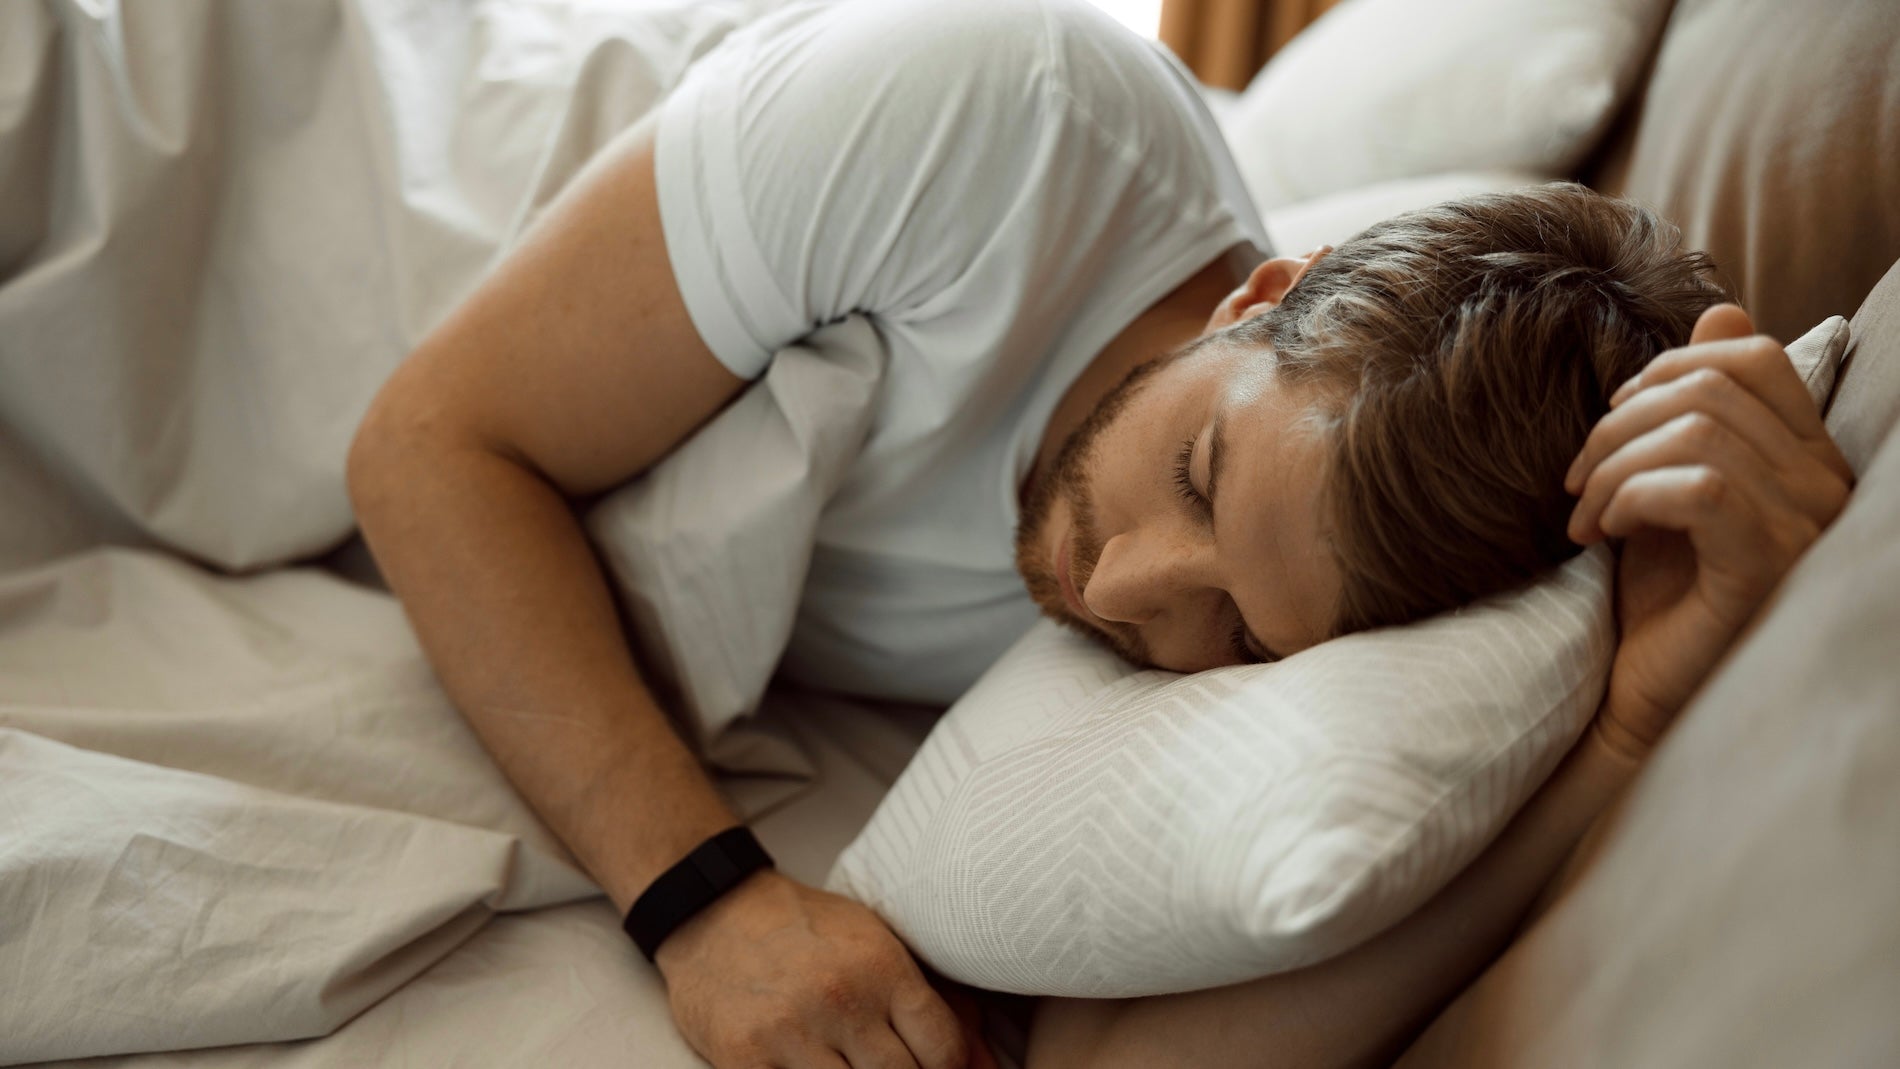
[344,416,376,502]
[345,388,516,526]
[345,390,426,524]
[344,404,393,519]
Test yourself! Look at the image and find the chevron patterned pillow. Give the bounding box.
[827,546,1613,997]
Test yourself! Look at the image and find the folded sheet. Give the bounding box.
[0,545,954,1067]
[0,551,604,1064]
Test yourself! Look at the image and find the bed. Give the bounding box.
[6,0,1899,1066]
[0,546,955,1068]
[1,3,960,1065]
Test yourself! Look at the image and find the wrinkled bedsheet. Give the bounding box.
[0,0,964,1064]
[0,547,958,1065]
[0,0,769,573]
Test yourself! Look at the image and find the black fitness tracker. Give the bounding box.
[623,826,775,962]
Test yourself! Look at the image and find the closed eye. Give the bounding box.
[1172,437,1208,513]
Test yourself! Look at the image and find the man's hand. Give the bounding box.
[654,868,993,1069]
[1564,303,1854,759]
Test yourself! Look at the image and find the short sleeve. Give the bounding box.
[654,0,1267,380]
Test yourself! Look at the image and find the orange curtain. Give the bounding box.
[1159,0,1345,91]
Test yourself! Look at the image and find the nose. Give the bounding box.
[1082,526,1216,628]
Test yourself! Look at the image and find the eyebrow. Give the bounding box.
[1202,408,1284,662]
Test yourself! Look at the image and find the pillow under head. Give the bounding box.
[828,547,1613,997]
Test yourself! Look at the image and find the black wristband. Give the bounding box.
[623,826,775,962]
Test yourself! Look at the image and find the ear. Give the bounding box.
[1203,246,1332,334]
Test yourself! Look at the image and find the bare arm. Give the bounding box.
[347,119,746,912]
[347,120,976,1069]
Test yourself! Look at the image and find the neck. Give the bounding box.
[1021,253,1239,505]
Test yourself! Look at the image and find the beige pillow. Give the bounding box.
[1586,0,1900,344]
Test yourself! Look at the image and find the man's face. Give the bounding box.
[1014,333,1343,672]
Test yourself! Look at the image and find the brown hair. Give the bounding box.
[1232,182,1733,636]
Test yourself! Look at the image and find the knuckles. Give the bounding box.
[1743,334,1786,365]
[1776,514,1823,562]
[1678,366,1738,406]
[1671,409,1724,450]
[1687,465,1730,511]
[667,890,937,1068]
[888,980,936,1017]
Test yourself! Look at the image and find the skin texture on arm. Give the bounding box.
[1026,304,1853,1068]
[349,118,747,914]
[346,120,977,1069]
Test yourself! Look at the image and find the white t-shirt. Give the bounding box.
[654,0,1269,704]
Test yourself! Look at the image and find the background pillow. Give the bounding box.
[828,548,1613,997]
[1219,0,1671,212]
[1583,0,1900,346]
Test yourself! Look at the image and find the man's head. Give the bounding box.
[1014,182,1733,671]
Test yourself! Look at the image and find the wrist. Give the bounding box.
[651,866,789,979]
[625,826,775,965]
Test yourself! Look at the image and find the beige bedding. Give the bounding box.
[0,0,767,575]
[0,4,919,1056]
[0,548,977,1067]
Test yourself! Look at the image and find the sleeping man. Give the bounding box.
[345,1,1853,1067]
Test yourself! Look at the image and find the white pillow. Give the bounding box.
[1219,0,1671,212]
[827,548,1612,997]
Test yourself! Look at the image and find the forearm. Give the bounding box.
[1030,721,1643,1069]
[349,431,737,912]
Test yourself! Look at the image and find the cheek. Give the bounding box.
[1143,615,1238,673]
[1081,412,1169,523]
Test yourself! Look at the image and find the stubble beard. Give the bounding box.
[1013,355,1176,666]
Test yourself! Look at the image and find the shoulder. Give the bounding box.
[655,0,1250,335]
[707,0,1192,132]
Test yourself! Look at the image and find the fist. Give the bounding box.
[654,869,994,1069]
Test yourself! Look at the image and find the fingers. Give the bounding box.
[1610,331,1828,444]
[1601,304,1848,482]
[1567,394,1830,544]
[932,981,998,1069]
[888,976,973,1069]
[1569,303,1854,551]
[1608,302,1752,408]
[1596,466,1758,550]
[661,873,975,1069]
[1593,467,1794,605]
[837,1025,923,1069]
[1687,301,1756,348]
